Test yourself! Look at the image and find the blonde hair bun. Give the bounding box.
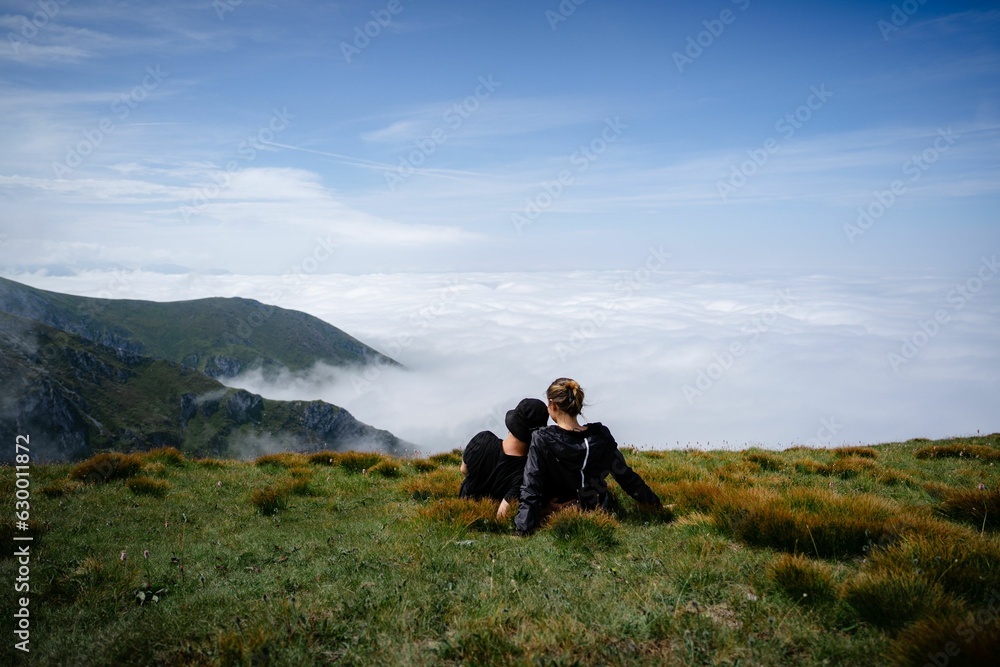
[547,377,585,417]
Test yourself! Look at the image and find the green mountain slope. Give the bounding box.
[0,276,398,378]
[0,311,403,462]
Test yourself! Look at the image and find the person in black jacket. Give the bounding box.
[514,378,662,535]
[459,398,549,519]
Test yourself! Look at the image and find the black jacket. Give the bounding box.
[514,422,661,534]
[458,431,527,502]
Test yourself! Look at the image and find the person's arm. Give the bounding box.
[497,498,511,520]
[610,448,661,507]
[496,477,520,519]
[514,438,547,535]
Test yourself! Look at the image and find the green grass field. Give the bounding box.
[3,435,999,666]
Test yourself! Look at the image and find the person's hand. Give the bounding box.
[497,499,511,519]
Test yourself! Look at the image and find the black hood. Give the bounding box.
[532,422,612,469]
[515,421,661,534]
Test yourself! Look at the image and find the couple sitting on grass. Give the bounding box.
[459,377,662,535]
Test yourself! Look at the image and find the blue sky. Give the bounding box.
[0,0,998,276]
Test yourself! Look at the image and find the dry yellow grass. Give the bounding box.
[417,497,509,532]
[404,467,464,500]
[125,475,171,497]
[69,452,143,483]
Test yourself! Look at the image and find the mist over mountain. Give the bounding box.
[0,279,408,462]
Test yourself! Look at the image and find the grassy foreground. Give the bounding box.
[3,435,1000,666]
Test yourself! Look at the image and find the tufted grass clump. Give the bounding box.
[936,486,999,531]
[915,444,1000,461]
[306,450,339,466]
[405,467,463,500]
[288,465,312,480]
[409,458,439,473]
[606,488,676,526]
[876,469,914,486]
[832,446,878,459]
[307,450,385,473]
[250,484,290,515]
[818,455,879,479]
[712,487,905,559]
[368,460,401,478]
[842,570,947,632]
[336,451,386,473]
[650,480,726,514]
[794,459,824,475]
[743,450,784,472]
[429,450,463,466]
[70,452,143,484]
[418,498,510,532]
[143,446,185,466]
[544,506,619,548]
[889,613,1000,666]
[126,475,171,497]
[41,477,84,498]
[866,528,1000,605]
[768,554,836,604]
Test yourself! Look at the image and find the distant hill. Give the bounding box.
[0,276,398,379]
[0,311,404,462]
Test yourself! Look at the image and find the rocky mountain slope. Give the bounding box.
[0,310,404,463]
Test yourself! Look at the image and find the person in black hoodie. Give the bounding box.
[515,378,662,535]
[459,398,549,519]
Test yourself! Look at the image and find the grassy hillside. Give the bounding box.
[0,276,398,378]
[0,311,403,462]
[3,435,998,666]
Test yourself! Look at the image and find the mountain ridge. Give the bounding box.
[0,276,399,379]
[0,309,405,463]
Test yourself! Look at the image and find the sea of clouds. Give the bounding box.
[9,260,999,453]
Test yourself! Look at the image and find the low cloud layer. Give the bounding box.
[9,265,999,452]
